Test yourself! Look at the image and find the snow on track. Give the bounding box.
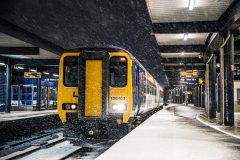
[18,141,82,160]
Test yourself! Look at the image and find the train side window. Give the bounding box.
[110,56,127,87]
[64,56,78,87]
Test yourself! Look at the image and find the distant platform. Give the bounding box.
[97,104,240,160]
[0,110,58,122]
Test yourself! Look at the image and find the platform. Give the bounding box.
[0,110,57,122]
[97,104,240,160]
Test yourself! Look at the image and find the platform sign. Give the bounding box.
[180,71,198,78]
[24,72,41,79]
[184,78,197,83]
[198,78,204,85]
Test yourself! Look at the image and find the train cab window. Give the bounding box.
[110,57,127,87]
[64,56,78,87]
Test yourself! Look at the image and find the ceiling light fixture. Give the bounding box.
[0,62,5,66]
[43,72,50,75]
[189,0,195,10]
[16,66,24,70]
[183,33,188,41]
[30,69,37,72]
[181,52,185,56]
[53,74,59,77]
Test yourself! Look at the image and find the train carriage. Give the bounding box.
[57,48,163,136]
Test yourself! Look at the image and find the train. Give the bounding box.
[57,48,164,137]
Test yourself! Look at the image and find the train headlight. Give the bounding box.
[112,104,118,110]
[62,103,77,110]
[112,103,127,111]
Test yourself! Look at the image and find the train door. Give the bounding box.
[136,66,141,114]
[78,51,109,118]
[132,62,140,115]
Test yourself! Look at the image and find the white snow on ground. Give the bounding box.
[18,141,81,160]
[0,110,57,122]
[96,105,240,160]
[197,114,240,139]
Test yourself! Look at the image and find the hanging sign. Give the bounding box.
[180,71,198,78]
[24,72,42,78]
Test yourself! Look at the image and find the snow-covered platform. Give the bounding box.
[97,104,240,160]
[0,110,57,122]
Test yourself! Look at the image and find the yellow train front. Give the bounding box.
[57,49,163,137]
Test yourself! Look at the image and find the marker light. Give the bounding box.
[189,0,195,10]
[62,103,77,110]
[183,33,188,41]
[71,104,77,110]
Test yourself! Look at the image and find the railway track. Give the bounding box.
[0,131,115,160]
[0,128,64,151]
[1,132,68,160]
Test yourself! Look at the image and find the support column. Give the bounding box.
[209,54,216,118]
[163,87,168,105]
[223,33,234,126]
[5,63,11,113]
[220,46,225,124]
[180,86,183,104]
[201,85,204,108]
[176,87,179,104]
[174,88,177,103]
[182,86,184,103]
[36,78,41,111]
[197,85,200,107]
[205,63,210,115]
[216,74,220,112]
[185,86,188,106]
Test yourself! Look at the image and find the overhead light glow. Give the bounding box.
[53,74,59,77]
[43,72,50,75]
[0,62,5,66]
[30,69,37,72]
[181,52,185,56]
[16,66,24,70]
[189,0,195,10]
[183,33,188,41]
